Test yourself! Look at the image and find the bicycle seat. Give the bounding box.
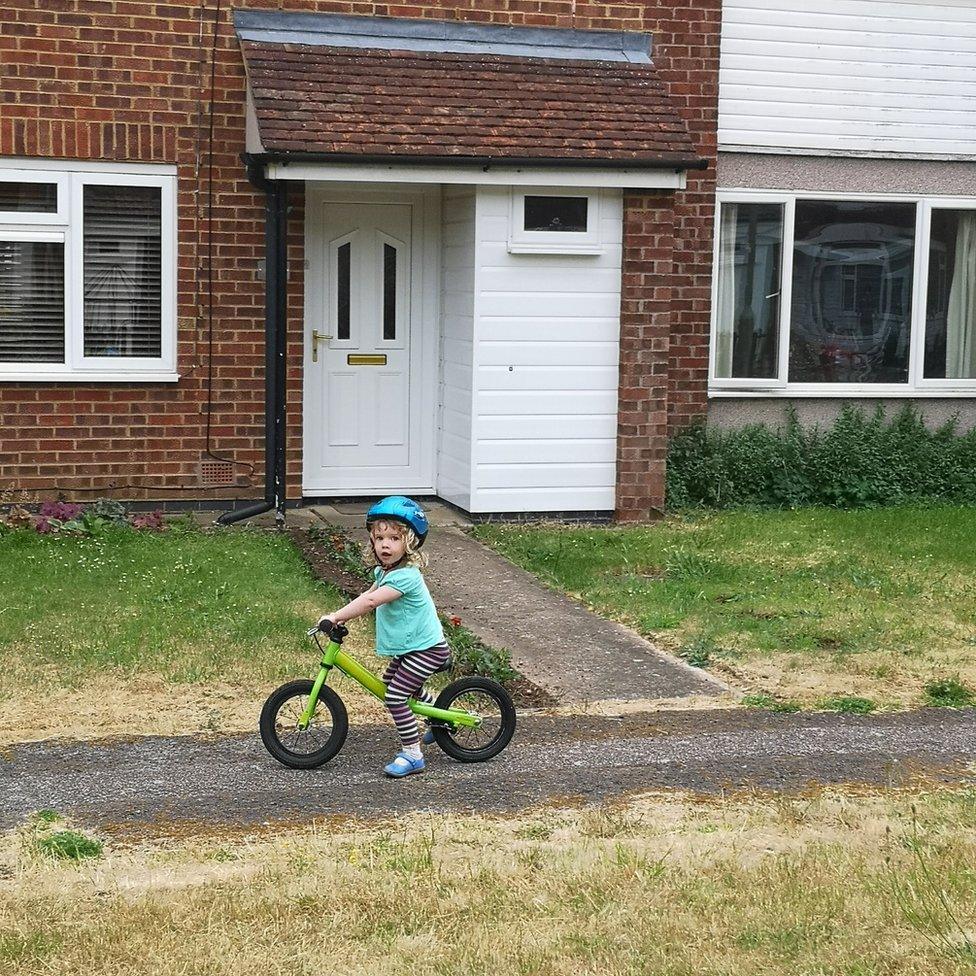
[432,657,453,675]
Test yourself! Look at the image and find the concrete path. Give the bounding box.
[307,502,726,703]
[2,708,972,835]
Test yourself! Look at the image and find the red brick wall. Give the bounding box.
[615,193,674,521]
[0,0,718,509]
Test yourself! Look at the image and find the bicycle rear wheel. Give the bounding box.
[430,676,516,763]
[260,679,348,769]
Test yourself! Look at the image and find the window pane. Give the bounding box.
[925,209,976,379]
[383,243,396,341]
[83,184,162,358]
[714,203,783,379]
[524,196,587,232]
[789,200,915,383]
[0,240,64,363]
[337,242,350,341]
[0,182,57,213]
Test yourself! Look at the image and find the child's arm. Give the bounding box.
[319,585,402,627]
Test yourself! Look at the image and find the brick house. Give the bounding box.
[0,0,720,522]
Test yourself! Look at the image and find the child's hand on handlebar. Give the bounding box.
[317,614,338,633]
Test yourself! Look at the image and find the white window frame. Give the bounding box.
[0,160,178,382]
[507,187,603,254]
[709,189,976,398]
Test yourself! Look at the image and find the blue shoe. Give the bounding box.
[384,752,425,778]
[422,728,436,745]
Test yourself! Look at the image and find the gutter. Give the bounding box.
[216,157,289,526]
[246,151,710,172]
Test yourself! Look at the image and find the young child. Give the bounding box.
[318,496,449,778]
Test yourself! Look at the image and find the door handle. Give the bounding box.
[311,329,333,363]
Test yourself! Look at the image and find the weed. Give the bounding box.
[516,822,553,841]
[885,807,976,962]
[924,678,974,708]
[35,829,103,862]
[678,634,715,668]
[0,932,62,963]
[741,693,801,713]
[817,696,877,714]
[33,809,62,824]
[664,545,712,581]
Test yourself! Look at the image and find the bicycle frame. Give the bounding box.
[298,630,482,731]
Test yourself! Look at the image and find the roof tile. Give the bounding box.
[241,42,699,165]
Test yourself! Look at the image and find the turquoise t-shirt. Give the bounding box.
[373,566,445,657]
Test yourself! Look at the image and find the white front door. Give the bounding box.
[304,190,436,494]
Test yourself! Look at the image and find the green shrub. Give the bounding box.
[667,404,976,509]
[923,678,975,708]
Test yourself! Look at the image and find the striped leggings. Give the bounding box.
[382,643,451,747]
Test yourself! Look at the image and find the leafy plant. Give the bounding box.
[130,509,165,532]
[667,404,976,509]
[923,678,974,708]
[442,615,518,684]
[90,498,129,525]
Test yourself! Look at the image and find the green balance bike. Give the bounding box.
[260,620,517,769]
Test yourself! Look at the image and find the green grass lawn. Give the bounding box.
[474,505,976,708]
[0,524,344,694]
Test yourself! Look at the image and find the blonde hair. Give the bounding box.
[363,519,429,570]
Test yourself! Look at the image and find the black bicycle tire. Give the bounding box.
[431,676,516,763]
[259,679,348,769]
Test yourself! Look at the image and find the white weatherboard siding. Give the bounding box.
[468,186,622,513]
[436,187,475,511]
[719,0,976,159]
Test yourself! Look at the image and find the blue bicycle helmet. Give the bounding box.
[365,496,429,547]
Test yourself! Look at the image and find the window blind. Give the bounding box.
[0,240,65,363]
[83,184,162,358]
[0,182,57,213]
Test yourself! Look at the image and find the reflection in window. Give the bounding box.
[337,242,350,341]
[925,210,976,379]
[0,182,57,213]
[383,243,396,341]
[789,200,915,383]
[714,203,783,379]
[524,196,587,233]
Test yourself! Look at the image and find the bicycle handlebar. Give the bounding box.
[311,620,349,642]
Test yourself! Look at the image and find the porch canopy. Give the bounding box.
[235,10,704,187]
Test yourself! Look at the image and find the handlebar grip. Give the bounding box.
[319,620,349,641]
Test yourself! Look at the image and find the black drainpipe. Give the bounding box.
[217,158,288,526]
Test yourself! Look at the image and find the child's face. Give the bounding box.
[371,521,407,568]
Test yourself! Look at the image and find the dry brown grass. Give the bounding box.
[2,787,975,975]
[0,671,393,748]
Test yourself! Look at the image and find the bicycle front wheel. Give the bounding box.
[260,679,348,769]
[430,676,516,763]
